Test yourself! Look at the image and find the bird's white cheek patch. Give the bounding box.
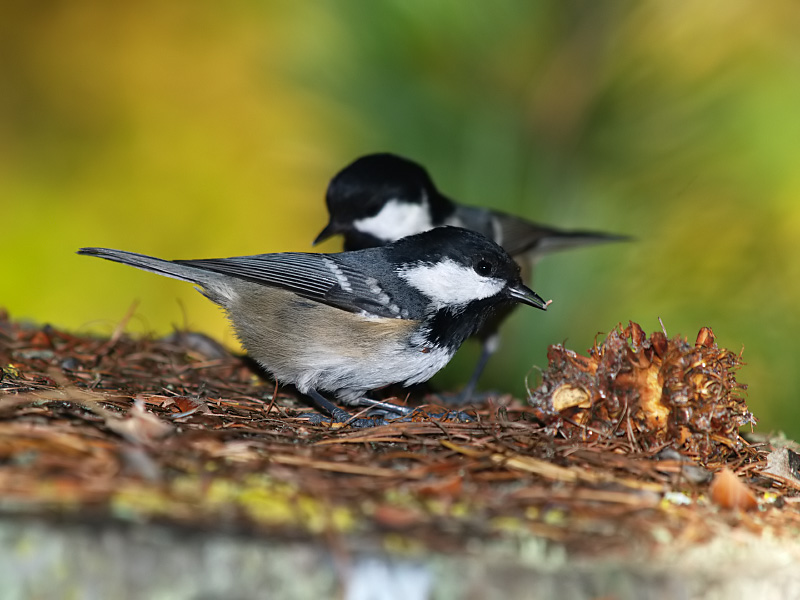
[398,259,505,306]
[353,199,433,241]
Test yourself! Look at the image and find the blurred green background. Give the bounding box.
[2,1,799,435]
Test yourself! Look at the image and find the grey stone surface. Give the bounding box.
[1,518,799,600]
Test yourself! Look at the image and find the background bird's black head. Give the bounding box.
[315,153,455,248]
[329,153,436,214]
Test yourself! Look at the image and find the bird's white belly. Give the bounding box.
[294,342,454,403]
[226,285,455,403]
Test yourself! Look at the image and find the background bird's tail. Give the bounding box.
[496,214,632,258]
[528,229,632,256]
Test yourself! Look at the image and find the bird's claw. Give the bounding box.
[304,410,387,428]
[427,410,475,423]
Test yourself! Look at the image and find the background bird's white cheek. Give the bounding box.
[354,199,432,241]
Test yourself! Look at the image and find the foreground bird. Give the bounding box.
[314,153,628,401]
[79,227,548,426]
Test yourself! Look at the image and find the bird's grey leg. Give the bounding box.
[306,390,475,425]
[305,389,386,428]
[453,332,500,405]
[350,397,415,416]
[352,397,474,423]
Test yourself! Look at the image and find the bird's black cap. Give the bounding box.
[315,153,453,246]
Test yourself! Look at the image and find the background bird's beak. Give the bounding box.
[508,284,549,311]
[313,221,339,246]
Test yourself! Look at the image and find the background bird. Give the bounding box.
[314,153,629,401]
[79,227,548,426]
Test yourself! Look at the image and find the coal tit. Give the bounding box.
[314,153,628,401]
[78,227,548,425]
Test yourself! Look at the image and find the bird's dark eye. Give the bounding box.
[474,259,494,277]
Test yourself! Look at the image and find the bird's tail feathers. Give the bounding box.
[77,247,216,286]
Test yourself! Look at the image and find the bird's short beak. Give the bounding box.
[508,284,549,311]
[313,221,340,246]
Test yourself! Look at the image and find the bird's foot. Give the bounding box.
[353,398,474,423]
[305,408,387,428]
[305,389,387,428]
[304,389,473,427]
[424,409,475,423]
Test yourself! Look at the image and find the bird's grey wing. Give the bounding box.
[447,205,497,240]
[176,253,405,319]
[450,205,553,256]
[491,213,559,257]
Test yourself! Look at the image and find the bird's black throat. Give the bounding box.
[421,298,507,352]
